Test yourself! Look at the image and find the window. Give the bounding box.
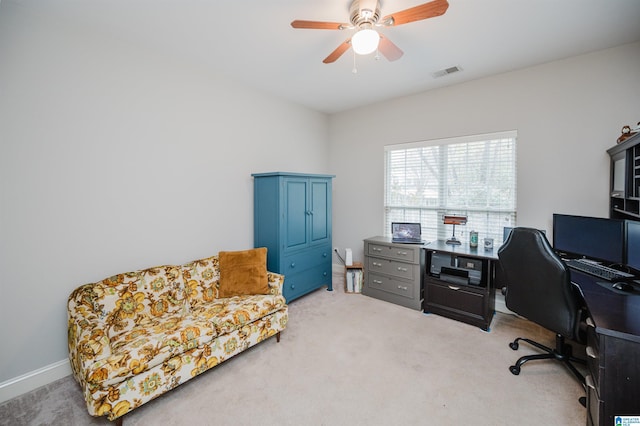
[384,131,517,244]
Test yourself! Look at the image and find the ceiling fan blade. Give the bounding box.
[291,20,349,30]
[382,0,449,26]
[323,39,352,64]
[378,35,403,61]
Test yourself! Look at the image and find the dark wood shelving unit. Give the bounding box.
[608,132,640,220]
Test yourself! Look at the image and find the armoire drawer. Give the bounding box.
[367,272,416,300]
[366,257,416,280]
[284,264,331,301]
[282,245,331,274]
[367,243,417,263]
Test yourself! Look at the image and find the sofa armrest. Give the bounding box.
[267,271,285,296]
[67,284,112,382]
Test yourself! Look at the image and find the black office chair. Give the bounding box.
[498,227,587,391]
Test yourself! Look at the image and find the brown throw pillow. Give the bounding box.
[218,247,270,297]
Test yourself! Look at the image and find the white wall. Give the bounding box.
[329,42,640,263]
[0,2,329,390]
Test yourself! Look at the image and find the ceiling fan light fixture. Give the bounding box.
[351,28,380,55]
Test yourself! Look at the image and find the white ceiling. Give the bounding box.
[9,0,640,114]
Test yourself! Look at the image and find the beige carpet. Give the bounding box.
[0,279,587,426]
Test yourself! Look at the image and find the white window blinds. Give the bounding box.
[384,131,517,244]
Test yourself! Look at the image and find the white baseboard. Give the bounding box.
[0,359,71,404]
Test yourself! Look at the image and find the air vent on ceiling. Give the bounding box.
[432,66,462,78]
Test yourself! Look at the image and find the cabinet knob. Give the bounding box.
[372,247,382,252]
[323,271,327,277]
[397,267,408,272]
[397,251,408,256]
[322,252,328,257]
[373,262,382,267]
[373,279,383,284]
[397,285,408,291]
[290,262,296,268]
[290,283,295,289]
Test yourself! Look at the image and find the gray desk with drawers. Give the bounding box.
[363,237,497,330]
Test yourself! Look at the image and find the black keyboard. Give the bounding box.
[565,258,634,281]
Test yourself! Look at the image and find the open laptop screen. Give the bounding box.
[391,222,421,243]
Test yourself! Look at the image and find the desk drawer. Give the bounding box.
[425,280,484,317]
[367,257,416,280]
[586,345,603,392]
[586,318,603,391]
[367,243,417,263]
[586,375,602,426]
[366,272,416,300]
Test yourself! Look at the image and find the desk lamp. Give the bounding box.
[444,215,467,245]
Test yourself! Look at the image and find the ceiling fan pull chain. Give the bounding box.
[352,50,358,74]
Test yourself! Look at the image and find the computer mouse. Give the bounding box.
[612,281,634,292]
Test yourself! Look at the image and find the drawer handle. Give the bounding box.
[372,247,382,252]
[396,251,408,256]
[448,285,460,291]
[373,262,382,267]
[397,285,408,291]
[373,279,383,284]
[586,317,595,328]
[397,267,408,272]
[585,374,595,390]
[586,346,597,359]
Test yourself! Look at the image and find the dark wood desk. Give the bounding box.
[571,271,640,426]
[424,241,498,331]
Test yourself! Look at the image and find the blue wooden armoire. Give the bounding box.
[252,172,334,302]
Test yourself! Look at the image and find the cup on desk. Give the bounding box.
[484,238,494,251]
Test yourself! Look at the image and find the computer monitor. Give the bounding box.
[625,220,640,272]
[552,214,625,265]
[503,226,513,243]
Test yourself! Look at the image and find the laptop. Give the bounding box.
[391,222,427,244]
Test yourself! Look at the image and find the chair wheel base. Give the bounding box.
[509,365,520,375]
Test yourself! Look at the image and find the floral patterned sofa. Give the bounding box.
[67,248,288,424]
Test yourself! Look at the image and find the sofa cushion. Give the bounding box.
[93,312,217,387]
[191,294,286,335]
[96,265,187,334]
[182,256,220,309]
[218,248,269,297]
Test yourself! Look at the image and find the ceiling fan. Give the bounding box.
[291,0,449,64]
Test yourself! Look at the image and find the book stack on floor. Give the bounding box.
[345,262,364,293]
